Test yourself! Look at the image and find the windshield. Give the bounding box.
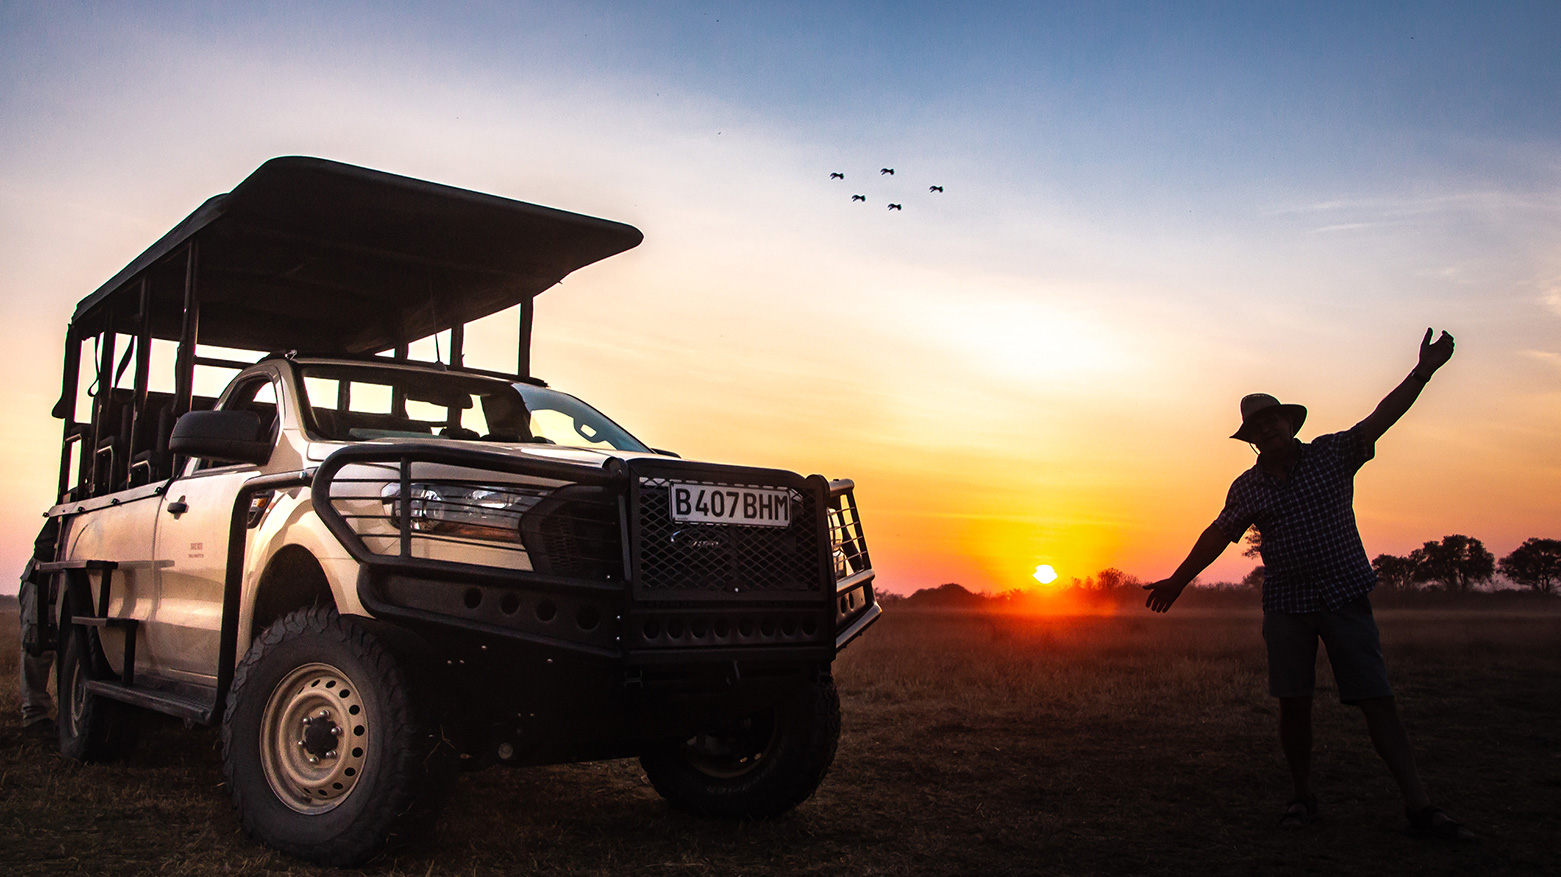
[295,363,650,452]
[514,384,650,452]
[298,364,531,441]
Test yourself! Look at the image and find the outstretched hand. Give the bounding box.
[1417,328,1455,377]
[1143,580,1186,613]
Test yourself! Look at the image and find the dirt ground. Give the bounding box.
[2,605,1557,876]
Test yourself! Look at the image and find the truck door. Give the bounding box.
[148,376,280,683]
[60,490,163,679]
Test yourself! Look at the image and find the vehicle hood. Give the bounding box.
[304,436,659,469]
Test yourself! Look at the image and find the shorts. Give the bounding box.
[1262,596,1393,704]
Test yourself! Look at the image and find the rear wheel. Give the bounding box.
[56,621,139,763]
[221,608,453,866]
[640,677,841,819]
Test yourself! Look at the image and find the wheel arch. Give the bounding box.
[249,544,337,641]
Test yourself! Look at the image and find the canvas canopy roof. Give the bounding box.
[70,156,644,355]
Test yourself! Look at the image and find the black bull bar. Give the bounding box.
[308,444,880,666]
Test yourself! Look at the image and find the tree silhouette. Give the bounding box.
[1240,565,1265,591]
[1371,553,1420,593]
[1241,527,1262,559]
[1498,538,1561,594]
[1412,535,1495,593]
[1096,568,1138,590]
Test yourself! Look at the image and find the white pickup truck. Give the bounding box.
[33,157,880,865]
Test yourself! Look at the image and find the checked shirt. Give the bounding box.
[1213,425,1378,614]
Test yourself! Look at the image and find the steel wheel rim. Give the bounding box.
[259,662,370,814]
[68,651,89,737]
[681,712,780,779]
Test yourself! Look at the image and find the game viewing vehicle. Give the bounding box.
[33,157,880,865]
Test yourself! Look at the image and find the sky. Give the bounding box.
[1,1,1558,597]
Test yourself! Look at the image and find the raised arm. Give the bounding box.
[1143,523,1232,613]
[1356,328,1454,442]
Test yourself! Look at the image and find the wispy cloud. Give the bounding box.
[1545,283,1561,318]
[1309,221,1389,234]
[1523,350,1561,372]
[1268,190,1561,219]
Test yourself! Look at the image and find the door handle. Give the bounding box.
[166,500,189,516]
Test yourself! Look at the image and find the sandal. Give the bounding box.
[1278,794,1318,830]
[1405,805,1477,842]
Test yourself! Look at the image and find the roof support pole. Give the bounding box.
[449,322,464,369]
[174,240,200,418]
[518,298,534,378]
[128,277,153,485]
[132,277,151,411]
[171,241,200,475]
[90,312,117,494]
[55,323,82,500]
[389,338,409,416]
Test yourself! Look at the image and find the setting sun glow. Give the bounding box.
[1032,565,1059,586]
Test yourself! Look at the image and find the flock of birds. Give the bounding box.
[829,168,943,211]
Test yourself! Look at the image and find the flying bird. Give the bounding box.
[851,194,866,202]
[928,185,943,193]
[880,168,895,175]
[887,203,902,211]
[830,172,844,179]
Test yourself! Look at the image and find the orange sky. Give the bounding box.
[515,242,1559,595]
[2,5,1558,596]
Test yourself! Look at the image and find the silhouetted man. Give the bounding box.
[1143,329,1474,841]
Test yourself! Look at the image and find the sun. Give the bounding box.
[1032,564,1059,585]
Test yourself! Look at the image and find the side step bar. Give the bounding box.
[84,680,215,724]
[72,613,218,722]
[70,615,140,686]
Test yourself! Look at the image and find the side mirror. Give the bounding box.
[170,410,273,466]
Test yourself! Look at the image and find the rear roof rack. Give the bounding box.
[72,156,642,357]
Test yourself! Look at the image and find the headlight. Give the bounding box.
[380,482,548,544]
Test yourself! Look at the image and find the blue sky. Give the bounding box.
[2,2,1558,593]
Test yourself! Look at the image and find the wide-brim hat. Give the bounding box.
[1231,393,1307,442]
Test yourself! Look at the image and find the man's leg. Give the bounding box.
[1264,609,1320,812]
[1321,599,1430,810]
[21,649,56,727]
[1279,696,1314,799]
[1357,696,1430,810]
[17,572,56,727]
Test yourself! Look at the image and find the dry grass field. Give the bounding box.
[3,604,1558,876]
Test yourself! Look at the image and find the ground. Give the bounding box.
[2,605,1557,876]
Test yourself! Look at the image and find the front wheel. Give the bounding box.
[640,677,841,819]
[221,608,453,866]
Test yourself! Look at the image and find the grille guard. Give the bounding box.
[310,444,880,658]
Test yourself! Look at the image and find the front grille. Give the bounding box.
[634,476,823,594]
[519,485,622,581]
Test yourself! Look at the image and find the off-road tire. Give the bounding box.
[221,607,453,866]
[56,621,140,762]
[640,677,840,819]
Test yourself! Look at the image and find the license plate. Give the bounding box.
[668,482,790,527]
